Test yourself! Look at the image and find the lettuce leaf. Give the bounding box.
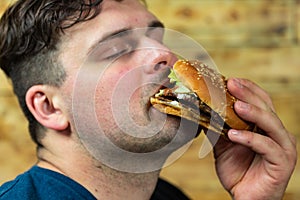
[168,69,180,83]
[168,69,191,93]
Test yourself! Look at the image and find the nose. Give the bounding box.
[154,61,167,71]
[137,37,178,74]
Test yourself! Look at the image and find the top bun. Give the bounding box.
[173,60,252,131]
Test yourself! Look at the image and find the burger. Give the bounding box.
[150,60,253,137]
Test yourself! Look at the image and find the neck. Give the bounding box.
[37,142,161,200]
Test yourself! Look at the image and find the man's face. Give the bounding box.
[58,0,198,172]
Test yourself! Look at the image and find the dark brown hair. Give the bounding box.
[0,0,102,145]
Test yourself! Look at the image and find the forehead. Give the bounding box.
[62,0,154,45]
[95,0,152,31]
[59,0,156,69]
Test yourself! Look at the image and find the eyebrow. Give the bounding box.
[87,20,165,54]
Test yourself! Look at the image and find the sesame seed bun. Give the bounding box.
[150,60,253,137]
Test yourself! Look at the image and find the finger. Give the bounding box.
[227,129,287,166]
[234,79,297,148]
[227,78,275,112]
[234,100,293,148]
[239,78,275,109]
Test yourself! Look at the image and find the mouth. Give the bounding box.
[153,68,175,94]
[146,69,174,111]
[157,79,175,93]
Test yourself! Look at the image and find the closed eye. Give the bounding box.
[101,42,134,60]
[146,27,164,44]
[89,36,137,61]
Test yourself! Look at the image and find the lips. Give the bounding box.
[145,69,173,111]
[159,79,175,92]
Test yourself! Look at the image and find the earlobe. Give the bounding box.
[26,85,69,131]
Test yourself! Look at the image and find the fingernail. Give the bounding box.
[233,78,243,89]
[230,129,240,135]
[236,101,250,110]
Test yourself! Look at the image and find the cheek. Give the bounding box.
[94,68,148,129]
[96,66,129,95]
[94,67,133,118]
[94,76,115,113]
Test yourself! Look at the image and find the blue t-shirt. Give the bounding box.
[0,166,95,200]
[0,166,190,200]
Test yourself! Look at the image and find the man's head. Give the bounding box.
[0,0,197,172]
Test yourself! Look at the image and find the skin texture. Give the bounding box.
[22,0,297,199]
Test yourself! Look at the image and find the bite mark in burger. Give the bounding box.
[150,60,254,137]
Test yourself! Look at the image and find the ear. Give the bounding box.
[25,85,69,131]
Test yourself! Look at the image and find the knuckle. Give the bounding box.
[263,136,277,150]
[286,141,297,164]
[289,133,297,147]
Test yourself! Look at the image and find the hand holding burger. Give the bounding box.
[151,59,297,200]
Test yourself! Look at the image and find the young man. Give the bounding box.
[0,0,297,199]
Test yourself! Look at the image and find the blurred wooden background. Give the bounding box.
[1,0,299,199]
